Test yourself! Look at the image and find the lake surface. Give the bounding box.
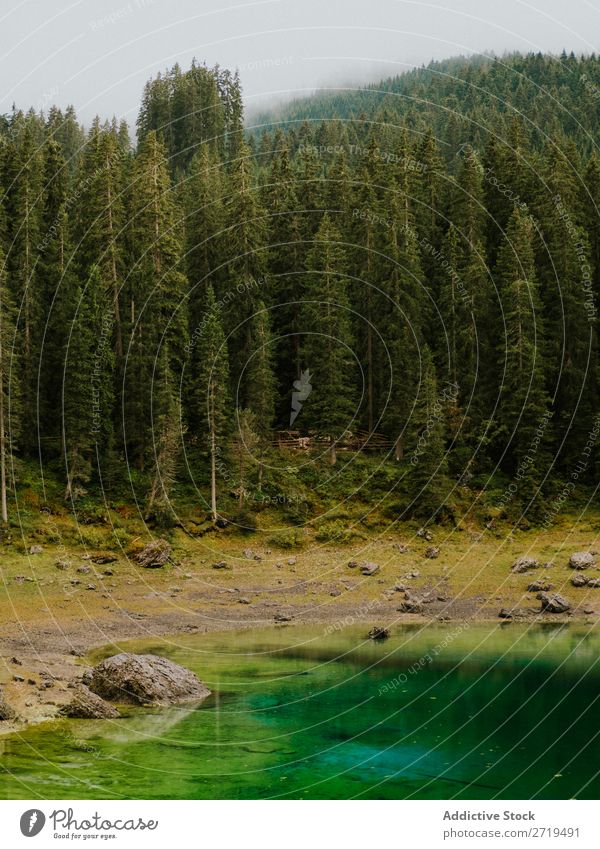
[1,622,600,799]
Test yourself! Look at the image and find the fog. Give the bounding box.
[1,0,598,124]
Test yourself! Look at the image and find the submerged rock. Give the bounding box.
[87,653,211,705]
[539,592,571,613]
[511,556,538,573]
[569,552,595,570]
[60,685,120,719]
[368,626,389,641]
[134,540,172,569]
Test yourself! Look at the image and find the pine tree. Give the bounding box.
[195,284,231,521]
[62,267,114,501]
[409,346,451,520]
[245,302,277,435]
[5,123,42,455]
[494,207,551,511]
[299,214,356,464]
[124,131,188,467]
[0,249,20,524]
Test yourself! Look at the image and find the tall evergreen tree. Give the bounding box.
[299,214,356,464]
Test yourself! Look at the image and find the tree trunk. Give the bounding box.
[394,434,404,461]
[0,367,7,524]
[329,441,337,466]
[210,416,217,524]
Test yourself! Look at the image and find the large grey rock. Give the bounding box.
[360,561,379,576]
[0,689,16,721]
[569,552,595,570]
[88,653,210,705]
[511,556,538,573]
[539,592,571,613]
[587,578,600,588]
[59,685,120,719]
[134,540,172,569]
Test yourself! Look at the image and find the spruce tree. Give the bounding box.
[299,214,356,464]
[195,284,231,522]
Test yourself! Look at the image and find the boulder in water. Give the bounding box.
[368,626,389,641]
[60,686,120,719]
[87,653,210,705]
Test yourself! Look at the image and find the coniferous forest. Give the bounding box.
[1,51,600,535]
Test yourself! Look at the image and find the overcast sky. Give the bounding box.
[1,0,599,126]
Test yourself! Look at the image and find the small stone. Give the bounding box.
[29,544,43,555]
[330,589,342,597]
[55,559,70,570]
[586,578,600,588]
[238,597,251,604]
[253,554,262,561]
[91,554,118,565]
[417,528,433,541]
[103,568,114,576]
[86,584,97,591]
[12,675,25,683]
[212,560,230,569]
[571,574,588,587]
[511,557,539,573]
[77,566,91,574]
[539,592,571,613]
[527,580,553,592]
[499,608,514,619]
[424,546,440,559]
[10,657,22,666]
[398,599,423,614]
[347,560,359,569]
[393,544,409,553]
[274,612,292,622]
[360,561,379,576]
[287,558,297,566]
[394,583,407,592]
[243,549,254,559]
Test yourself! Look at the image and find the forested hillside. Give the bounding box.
[0,52,599,536]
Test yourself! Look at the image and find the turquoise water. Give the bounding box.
[1,623,600,799]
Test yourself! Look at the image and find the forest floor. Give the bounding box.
[1,511,600,732]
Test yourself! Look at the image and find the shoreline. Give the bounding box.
[0,591,592,738]
[2,529,600,736]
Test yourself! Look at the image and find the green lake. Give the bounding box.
[1,622,599,799]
